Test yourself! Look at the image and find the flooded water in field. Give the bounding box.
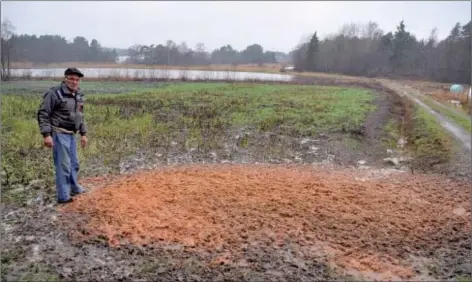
[10,68,294,82]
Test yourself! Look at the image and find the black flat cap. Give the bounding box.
[64,67,84,77]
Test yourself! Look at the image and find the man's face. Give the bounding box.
[64,75,80,92]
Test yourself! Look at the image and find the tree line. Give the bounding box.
[10,34,118,63]
[1,18,470,84]
[127,42,279,66]
[1,20,117,66]
[0,18,281,76]
[291,20,471,84]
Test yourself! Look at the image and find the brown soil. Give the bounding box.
[60,164,470,280]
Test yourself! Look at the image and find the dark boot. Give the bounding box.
[57,198,74,204]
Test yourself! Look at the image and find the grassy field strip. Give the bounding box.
[1,82,378,203]
[408,92,471,151]
[408,88,472,133]
[2,79,462,205]
[410,105,454,166]
[378,79,471,149]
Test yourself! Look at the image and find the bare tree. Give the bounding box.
[1,18,15,81]
[339,22,360,38]
[177,41,189,53]
[362,21,383,40]
[195,43,205,53]
[427,28,439,47]
[165,40,176,66]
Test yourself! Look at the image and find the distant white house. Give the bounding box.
[282,65,295,71]
[115,55,130,64]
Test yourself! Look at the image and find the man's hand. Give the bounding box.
[80,135,88,148]
[44,136,54,148]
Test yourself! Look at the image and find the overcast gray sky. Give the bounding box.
[2,1,471,53]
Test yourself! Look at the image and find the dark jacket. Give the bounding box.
[37,82,87,137]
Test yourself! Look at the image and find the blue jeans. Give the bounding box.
[52,132,85,201]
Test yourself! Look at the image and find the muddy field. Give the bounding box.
[2,78,471,281]
[2,164,470,281]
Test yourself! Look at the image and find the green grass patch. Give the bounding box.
[89,83,376,135]
[456,275,472,282]
[408,105,453,168]
[415,93,472,133]
[382,118,402,148]
[2,81,377,203]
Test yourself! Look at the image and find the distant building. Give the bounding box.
[116,55,130,64]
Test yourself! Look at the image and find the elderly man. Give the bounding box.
[37,68,88,204]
